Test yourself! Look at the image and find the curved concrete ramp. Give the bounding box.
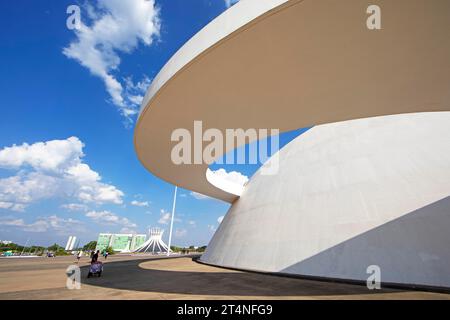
[135,0,450,202]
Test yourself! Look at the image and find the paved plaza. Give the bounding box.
[0,255,449,300]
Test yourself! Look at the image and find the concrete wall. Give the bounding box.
[200,112,450,288]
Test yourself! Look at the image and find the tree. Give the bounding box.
[47,243,63,252]
[0,242,21,252]
[83,241,97,251]
[1,243,47,255]
[170,246,182,252]
[47,243,69,256]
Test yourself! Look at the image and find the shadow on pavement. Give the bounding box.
[80,256,401,297]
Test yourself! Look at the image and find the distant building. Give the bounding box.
[64,236,77,251]
[95,233,146,253]
[134,228,170,254]
[0,240,12,245]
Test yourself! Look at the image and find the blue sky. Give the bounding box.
[0,0,305,248]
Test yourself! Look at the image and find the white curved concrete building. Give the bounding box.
[134,0,450,289]
[201,112,450,288]
[134,228,170,254]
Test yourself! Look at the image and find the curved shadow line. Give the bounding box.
[81,256,400,297]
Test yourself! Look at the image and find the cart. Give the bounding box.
[87,261,103,278]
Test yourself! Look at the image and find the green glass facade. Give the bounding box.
[95,233,147,252]
[96,234,112,252]
[132,234,146,251]
[111,235,130,251]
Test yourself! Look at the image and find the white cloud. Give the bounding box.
[44,215,84,234]
[61,203,88,212]
[0,137,124,211]
[206,168,249,196]
[120,227,138,234]
[158,209,171,225]
[210,168,248,187]
[225,0,240,8]
[77,184,124,204]
[192,168,249,199]
[86,210,136,229]
[0,136,83,172]
[0,217,25,227]
[217,216,224,224]
[63,0,160,122]
[66,163,100,183]
[207,224,217,233]
[25,219,50,233]
[124,76,152,107]
[0,172,61,209]
[0,201,26,212]
[0,215,84,234]
[190,191,211,200]
[157,209,181,225]
[131,200,149,207]
[187,220,196,227]
[175,228,187,238]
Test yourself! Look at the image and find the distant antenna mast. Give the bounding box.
[167,186,178,256]
[20,238,29,256]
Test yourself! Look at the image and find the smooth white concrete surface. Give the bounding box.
[135,0,450,203]
[201,113,450,288]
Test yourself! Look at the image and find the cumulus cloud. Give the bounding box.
[157,209,181,225]
[0,215,84,234]
[61,203,88,212]
[123,76,152,107]
[131,200,149,207]
[0,201,26,212]
[205,168,249,196]
[175,228,187,238]
[0,136,83,171]
[77,184,124,204]
[210,168,248,186]
[190,191,211,200]
[44,215,85,234]
[0,172,64,209]
[192,168,248,199]
[63,0,160,123]
[0,217,25,227]
[217,216,224,224]
[86,210,136,229]
[0,137,124,211]
[120,227,138,234]
[158,209,171,225]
